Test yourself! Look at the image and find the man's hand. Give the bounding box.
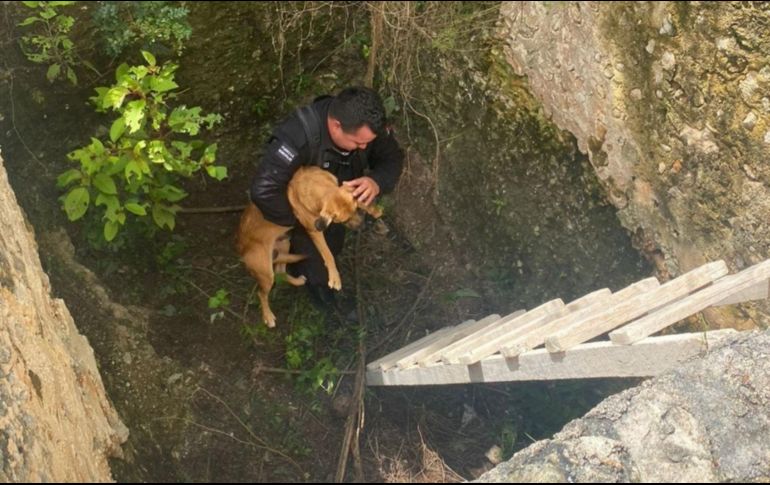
[343,177,380,206]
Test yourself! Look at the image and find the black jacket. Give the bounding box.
[250,97,404,227]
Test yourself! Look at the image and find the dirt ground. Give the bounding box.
[0,3,644,482]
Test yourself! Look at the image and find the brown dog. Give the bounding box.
[237,166,382,327]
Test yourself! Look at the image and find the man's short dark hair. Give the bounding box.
[328,86,386,135]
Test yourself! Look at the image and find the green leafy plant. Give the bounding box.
[295,357,338,395]
[500,420,519,461]
[58,51,225,242]
[282,303,341,395]
[491,197,506,216]
[18,1,79,84]
[208,288,230,323]
[92,1,192,57]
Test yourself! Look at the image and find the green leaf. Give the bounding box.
[110,117,126,142]
[155,184,187,203]
[39,8,56,20]
[150,109,167,130]
[203,113,223,129]
[104,86,130,110]
[168,106,202,135]
[63,187,89,221]
[93,173,117,195]
[115,63,130,82]
[90,137,105,155]
[150,76,178,93]
[104,155,126,176]
[133,140,147,157]
[171,141,192,159]
[142,51,156,67]
[124,160,146,180]
[104,220,119,242]
[147,140,169,165]
[21,1,40,8]
[286,349,302,369]
[201,143,217,164]
[46,63,61,82]
[207,289,230,309]
[48,1,76,7]
[123,99,146,133]
[24,53,46,64]
[94,192,120,213]
[129,65,148,80]
[152,204,176,230]
[90,87,108,110]
[56,168,81,188]
[18,16,42,26]
[125,202,147,216]
[206,165,227,181]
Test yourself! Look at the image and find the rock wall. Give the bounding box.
[0,153,127,481]
[499,1,770,325]
[396,37,650,313]
[478,329,770,482]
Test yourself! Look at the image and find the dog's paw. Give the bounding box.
[328,273,342,290]
[263,312,277,328]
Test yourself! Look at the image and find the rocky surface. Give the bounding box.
[0,153,128,481]
[478,328,770,482]
[499,1,770,327]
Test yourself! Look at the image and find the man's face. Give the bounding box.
[328,117,377,152]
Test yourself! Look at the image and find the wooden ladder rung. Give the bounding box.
[366,330,736,386]
[545,261,728,352]
[610,260,770,345]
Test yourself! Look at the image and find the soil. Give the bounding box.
[0,3,646,482]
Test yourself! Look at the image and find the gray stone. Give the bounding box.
[478,330,770,482]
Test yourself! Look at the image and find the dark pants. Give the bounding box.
[287,223,346,287]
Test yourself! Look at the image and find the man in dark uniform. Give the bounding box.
[250,86,404,309]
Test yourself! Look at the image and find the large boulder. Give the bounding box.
[478,329,770,482]
[0,153,127,481]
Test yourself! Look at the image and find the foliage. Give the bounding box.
[58,51,225,242]
[499,420,518,461]
[284,303,341,395]
[208,288,230,323]
[92,1,192,57]
[18,1,79,84]
[442,287,482,303]
[364,2,500,95]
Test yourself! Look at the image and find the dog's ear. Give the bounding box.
[314,216,330,231]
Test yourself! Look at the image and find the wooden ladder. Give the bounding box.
[366,259,770,386]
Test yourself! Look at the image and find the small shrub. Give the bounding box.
[92,1,192,57]
[58,51,225,242]
[18,1,79,84]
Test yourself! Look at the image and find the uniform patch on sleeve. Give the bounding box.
[274,142,298,163]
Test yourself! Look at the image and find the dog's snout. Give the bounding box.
[343,210,366,230]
